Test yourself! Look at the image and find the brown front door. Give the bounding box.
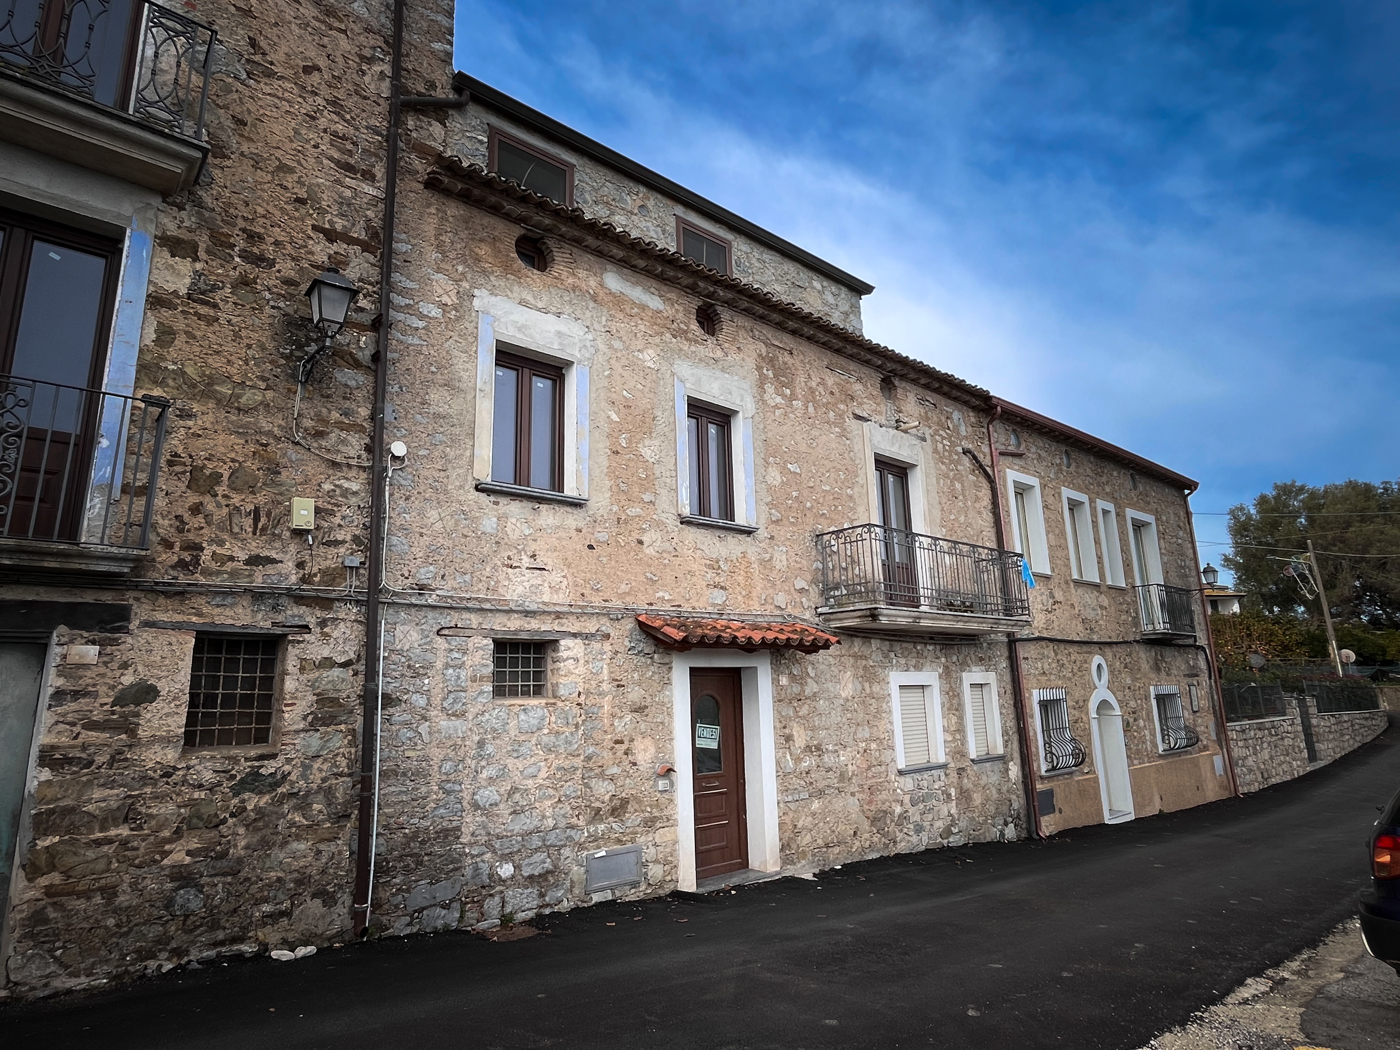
[691,669,748,880]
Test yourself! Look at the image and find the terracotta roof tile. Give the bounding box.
[636,613,839,654]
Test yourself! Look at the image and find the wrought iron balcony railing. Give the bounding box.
[0,0,215,139]
[1135,582,1197,637]
[1036,688,1087,772]
[1,373,169,550]
[817,524,1031,620]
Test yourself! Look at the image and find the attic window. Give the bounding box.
[695,303,719,337]
[489,129,573,205]
[677,219,730,275]
[515,234,548,272]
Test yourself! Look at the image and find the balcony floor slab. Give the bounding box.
[817,603,1031,638]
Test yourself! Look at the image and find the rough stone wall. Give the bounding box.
[443,105,868,335]
[3,0,458,997]
[3,588,364,995]
[1225,708,1310,794]
[1309,703,1387,764]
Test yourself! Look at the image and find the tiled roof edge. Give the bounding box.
[423,157,990,407]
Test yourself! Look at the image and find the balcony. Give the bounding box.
[816,524,1031,637]
[1135,583,1197,640]
[1,373,169,574]
[0,0,215,193]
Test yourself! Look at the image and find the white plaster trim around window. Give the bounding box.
[1005,469,1050,575]
[1125,508,1164,586]
[863,422,935,535]
[673,362,757,527]
[961,670,1003,758]
[472,291,592,500]
[1031,687,1072,777]
[889,671,945,771]
[1061,488,1099,583]
[670,650,780,892]
[1097,499,1126,587]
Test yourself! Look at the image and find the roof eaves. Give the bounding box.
[452,72,876,297]
[425,157,989,407]
[991,396,1197,491]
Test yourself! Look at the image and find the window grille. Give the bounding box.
[494,641,549,697]
[1035,687,1086,772]
[184,634,279,748]
[1153,685,1198,752]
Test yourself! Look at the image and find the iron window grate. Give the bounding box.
[184,634,279,747]
[494,641,548,697]
[1035,687,1086,772]
[1154,685,1199,752]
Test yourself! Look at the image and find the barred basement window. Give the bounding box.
[1153,685,1199,752]
[494,641,548,697]
[184,634,279,748]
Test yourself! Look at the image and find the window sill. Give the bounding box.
[679,514,758,534]
[1038,765,1081,778]
[897,761,948,775]
[475,480,587,506]
[1071,577,1102,587]
[971,753,1005,764]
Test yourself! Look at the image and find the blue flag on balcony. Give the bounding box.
[1021,557,1036,589]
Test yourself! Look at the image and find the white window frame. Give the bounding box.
[864,423,934,536]
[889,671,945,772]
[1125,509,1165,586]
[674,362,757,529]
[962,671,1004,759]
[472,292,592,501]
[1006,470,1050,575]
[1061,489,1099,582]
[1097,500,1126,587]
[1150,684,1187,754]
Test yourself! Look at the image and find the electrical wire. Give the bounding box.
[292,382,372,468]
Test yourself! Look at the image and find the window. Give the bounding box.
[963,672,1003,759]
[695,303,719,337]
[1035,687,1086,773]
[890,672,944,770]
[0,208,121,541]
[494,641,548,697]
[1062,489,1098,582]
[686,400,734,521]
[489,129,573,205]
[677,218,730,275]
[491,349,564,492]
[1097,500,1126,586]
[1152,685,1197,752]
[1126,510,1163,586]
[515,234,548,272]
[184,635,279,748]
[1005,470,1050,574]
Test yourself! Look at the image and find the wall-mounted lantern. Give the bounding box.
[297,267,360,383]
[1201,563,1219,588]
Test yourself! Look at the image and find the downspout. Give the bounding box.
[352,0,405,937]
[964,404,1043,841]
[1184,483,1242,798]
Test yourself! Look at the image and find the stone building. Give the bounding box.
[0,0,1230,997]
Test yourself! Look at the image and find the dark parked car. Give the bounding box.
[1360,786,1400,974]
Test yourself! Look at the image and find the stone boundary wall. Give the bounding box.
[1226,696,1388,794]
[1377,684,1400,713]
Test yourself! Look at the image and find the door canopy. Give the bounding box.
[636,613,839,655]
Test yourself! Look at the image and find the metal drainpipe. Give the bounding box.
[981,406,1044,841]
[352,0,405,937]
[1184,483,1242,798]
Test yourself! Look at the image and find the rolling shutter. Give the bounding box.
[969,681,991,757]
[898,684,933,767]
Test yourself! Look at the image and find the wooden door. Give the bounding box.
[876,459,918,606]
[691,669,748,880]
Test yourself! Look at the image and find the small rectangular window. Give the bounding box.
[184,635,279,748]
[1062,490,1099,582]
[491,350,564,492]
[687,400,733,521]
[677,219,730,275]
[489,129,573,205]
[1153,685,1196,752]
[494,641,548,697]
[964,674,1003,758]
[1035,687,1086,773]
[891,673,943,770]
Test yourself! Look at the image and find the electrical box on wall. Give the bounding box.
[291,497,316,530]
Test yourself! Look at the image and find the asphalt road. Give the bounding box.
[5,719,1396,1050]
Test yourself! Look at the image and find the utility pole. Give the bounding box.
[1307,539,1344,677]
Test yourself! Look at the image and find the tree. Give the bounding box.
[1222,479,1400,628]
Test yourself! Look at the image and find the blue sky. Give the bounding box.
[452,1,1399,571]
